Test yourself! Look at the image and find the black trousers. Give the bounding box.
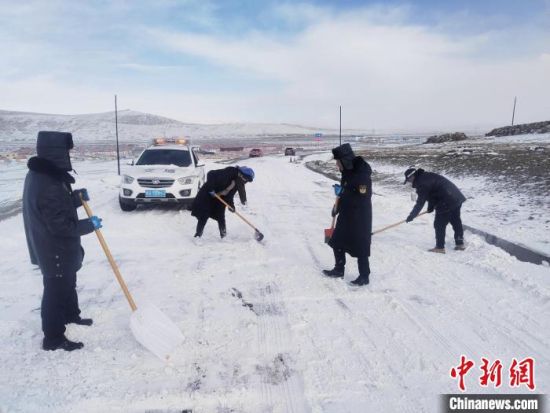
[195,216,226,237]
[41,272,81,341]
[434,205,464,249]
[333,248,370,278]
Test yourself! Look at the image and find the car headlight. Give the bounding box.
[177,176,195,185]
[123,174,134,184]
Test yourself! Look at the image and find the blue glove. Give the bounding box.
[227,205,235,213]
[406,215,414,223]
[209,191,217,198]
[75,188,90,201]
[333,184,343,196]
[90,216,103,230]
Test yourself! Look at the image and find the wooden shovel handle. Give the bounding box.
[213,193,259,232]
[371,211,429,235]
[80,196,137,311]
[329,197,340,230]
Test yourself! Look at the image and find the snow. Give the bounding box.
[0,155,549,412]
[478,132,550,145]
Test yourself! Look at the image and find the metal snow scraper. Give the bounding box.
[213,193,264,241]
[81,197,184,361]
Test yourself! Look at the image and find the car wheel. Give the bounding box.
[119,196,137,212]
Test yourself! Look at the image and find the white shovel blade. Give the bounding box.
[129,302,184,361]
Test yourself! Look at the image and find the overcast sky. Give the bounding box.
[1,0,549,131]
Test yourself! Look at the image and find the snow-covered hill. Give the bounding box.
[0,109,348,143]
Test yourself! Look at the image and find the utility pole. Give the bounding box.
[339,105,342,146]
[511,96,517,126]
[115,95,120,175]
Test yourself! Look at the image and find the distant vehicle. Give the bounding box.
[119,138,206,211]
[284,147,296,156]
[249,148,263,158]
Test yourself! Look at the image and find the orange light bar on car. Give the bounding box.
[153,138,167,145]
[175,138,187,145]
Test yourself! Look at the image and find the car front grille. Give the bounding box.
[137,178,174,188]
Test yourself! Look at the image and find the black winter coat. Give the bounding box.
[23,157,94,278]
[408,170,466,219]
[329,157,373,257]
[191,167,247,222]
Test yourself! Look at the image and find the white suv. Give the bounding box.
[119,139,206,211]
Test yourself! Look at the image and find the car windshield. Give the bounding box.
[136,149,192,167]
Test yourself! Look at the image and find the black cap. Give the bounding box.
[332,143,354,160]
[403,167,416,184]
[332,143,355,170]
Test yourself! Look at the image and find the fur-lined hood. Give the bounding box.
[27,156,75,184]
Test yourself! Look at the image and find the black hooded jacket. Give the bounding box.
[22,132,94,278]
[408,169,466,219]
[329,156,373,257]
[191,167,247,222]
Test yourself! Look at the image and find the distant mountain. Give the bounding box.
[0,109,348,144]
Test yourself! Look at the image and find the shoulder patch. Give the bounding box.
[359,185,367,194]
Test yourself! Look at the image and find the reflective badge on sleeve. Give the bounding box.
[359,185,367,194]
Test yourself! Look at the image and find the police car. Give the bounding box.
[119,138,206,211]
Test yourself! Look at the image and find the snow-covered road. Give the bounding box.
[1,155,548,412]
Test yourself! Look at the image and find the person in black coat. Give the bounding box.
[404,167,466,253]
[23,131,102,351]
[324,143,372,286]
[191,166,255,238]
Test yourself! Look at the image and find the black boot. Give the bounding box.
[350,275,369,286]
[43,336,84,351]
[352,256,370,286]
[219,227,227,239]
[195,218,206,238]
[322,268,344,278]
[324,248,346,278]
[67,317,93,326]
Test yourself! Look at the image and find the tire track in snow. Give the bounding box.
[254,278,309,413]
[258,161,400,410]
[246,159,328,413]
[300,233,427,412]
[245,169,312,412]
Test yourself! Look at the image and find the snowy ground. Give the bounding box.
[0,155,549,413]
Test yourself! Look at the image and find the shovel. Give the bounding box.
[80,196,184,361]
[213,193,264,241]
[371,211,429,235]
[324,197,339,244]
